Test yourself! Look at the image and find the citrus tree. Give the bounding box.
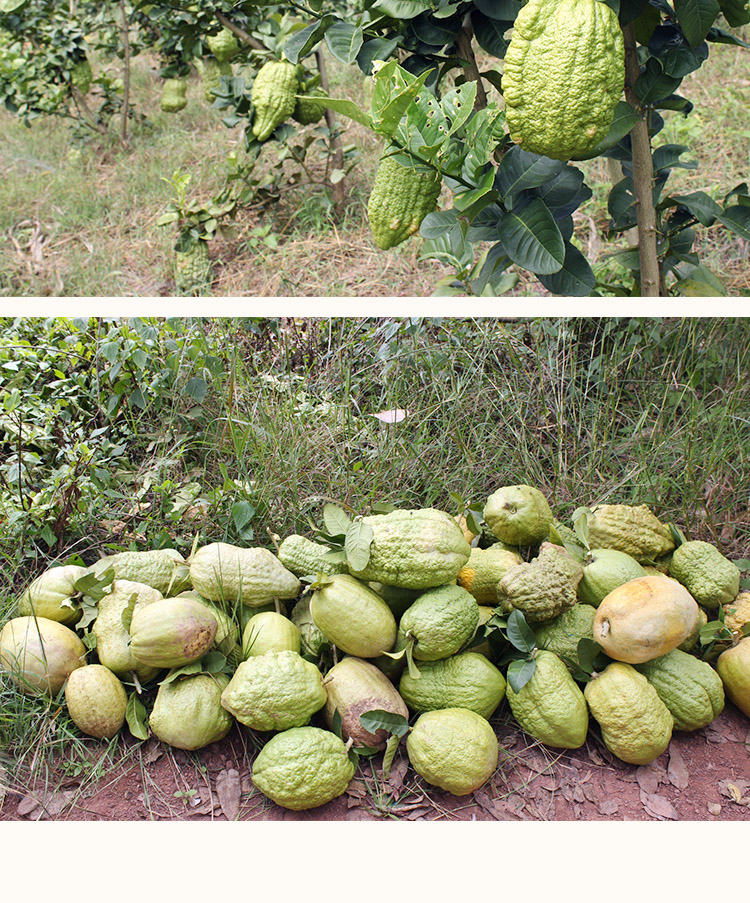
[263,0,750,296]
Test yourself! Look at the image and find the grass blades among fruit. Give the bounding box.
[1,316,750,822]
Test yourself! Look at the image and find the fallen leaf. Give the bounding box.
[667,747,689,790]
[718,779,750,803]
[384,756,409,795]
[17,795,42,818]
[216,768,241,821]
[403,807,433,820]
[142,738,164,765]
[705,729,727,744]
[636,765,661,795]
[370,409,409,424]
[640,790,679,820]
[582,782,598,804]
[598,800,619,816]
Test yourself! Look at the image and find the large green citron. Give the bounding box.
[251,60,299,142]
[502,0,625,160]
[367,154,442,250]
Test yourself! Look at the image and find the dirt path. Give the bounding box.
[3,703,749,822]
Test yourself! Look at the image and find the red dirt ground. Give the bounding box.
[3,702,749,823]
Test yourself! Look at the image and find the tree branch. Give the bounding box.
[214,12,265,53]
[623,24,660,296]
[455,25,487,110]
[119,0,131,147]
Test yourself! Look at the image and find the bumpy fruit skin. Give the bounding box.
[87,549,190,596]
[577,549,647,607]
[65,664,127,739]
[723,591,750,639]
[129,597,218,669]
[346,508,471,589]
[206,28,239,63]
[161,78,188,113]
[177,591,241,664]
[496,545,583,623]
[292,87,327,125]
[251,60,299,141]
[90,580,163,681]
[593,575,700,664]
[506,650,588,748]
[668,540,741,609]
[322,656,409,749]
[310,574,397,658]
[484,485,553,547]
[398,584,480,661]
[242,610,301,658]
[277,534,348,578]
[584,662,674,765]
[220,650,327,731]
[457,546,523,604]
[252,726,355,810]
[189,542,301,608]
[716,637,750,717]
[291,597,331,660]
[502,0,625,160]
[0,616,86,696]
[175,241,212,296]
[399,651,506,719]
[635,648,724,731]
[200,57,233,102]
[71,58,93,94]
[149,673,233,750]
[585,504,675,562]
[17,564,87,625]
[367,154,442,250]
[406,708,498,796]
[533,603,597,668]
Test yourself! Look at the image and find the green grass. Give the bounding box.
[1,34,748,296]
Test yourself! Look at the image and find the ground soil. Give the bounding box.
[3,702,749,823]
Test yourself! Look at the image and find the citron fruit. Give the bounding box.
[251,726,355,810]
[0,616,86,696]
[406,707,498,796]
[65,664,127,739]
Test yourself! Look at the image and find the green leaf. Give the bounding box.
[497,199,566,275]
[572,507,591,550]
[120,592,138,633]
[325,21,364,64]
[669,191,723,225]
[373,0,432,17]
[317,96,372,129]
[202,651,227,673]
[344,519,374,571]
[382,733,401,779]
[125,692,149,741]
[331,707,343,740]
[581,102,641,159]
[160,662,203,685]
[536,241,596,296]
[635,58,683,104]
[323,503,352,536]
[404,635,421,680]
[719,205,750,240]
[719,0,750,26]
[507,657,536,694]
[673,263,727,296]
[577,638,605,674]
[283,17,335,64]
[420,210,460,239]
[359,709,410,738]
[674,0,721,47]
[505,609,537,654]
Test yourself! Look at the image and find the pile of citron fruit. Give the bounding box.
[2,485,749,812]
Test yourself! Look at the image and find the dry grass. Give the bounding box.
[0,35,748,296]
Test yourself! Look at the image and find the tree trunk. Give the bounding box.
[455,23,487,110]
[623,24,660,296]
[315,49,346,215]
